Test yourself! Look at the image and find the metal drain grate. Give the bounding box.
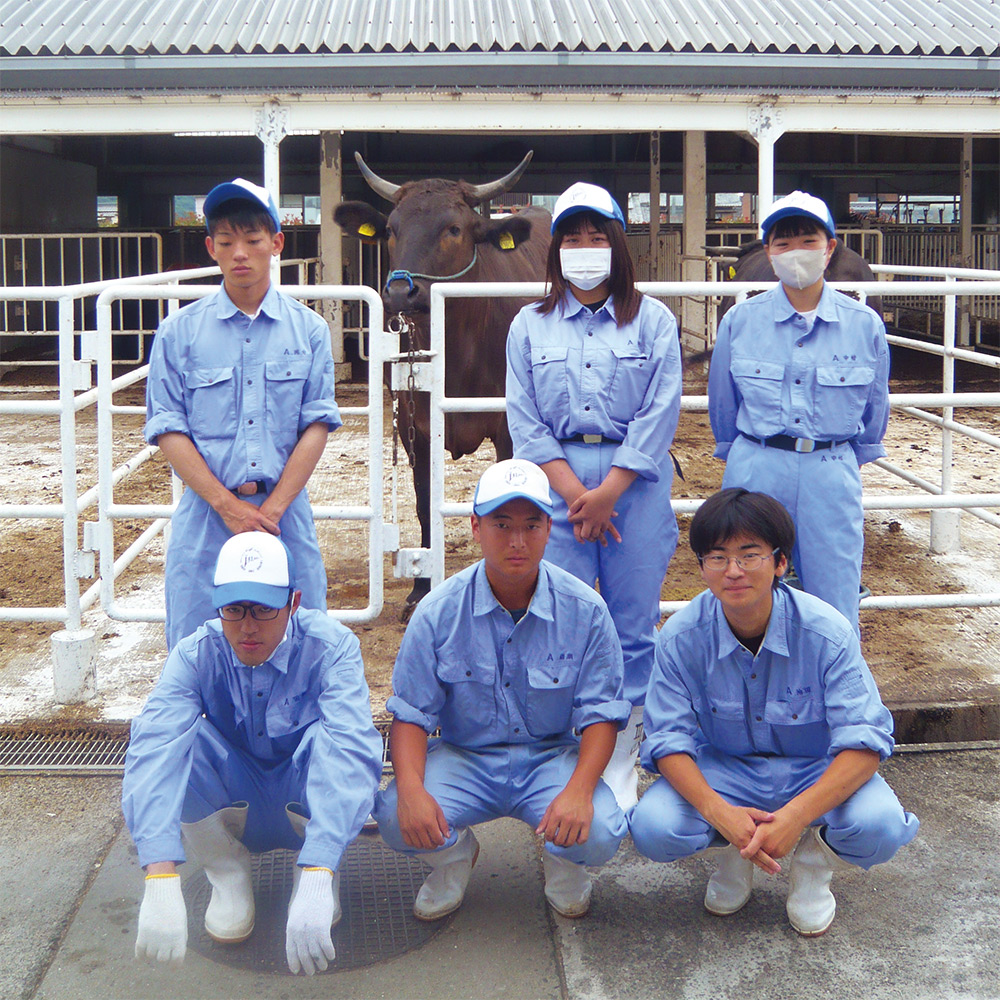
[0,733,129,774]
[187,836,442,973]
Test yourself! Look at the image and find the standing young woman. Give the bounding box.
[505,183,682,809]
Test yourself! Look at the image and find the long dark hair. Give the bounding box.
[536,210,643,327]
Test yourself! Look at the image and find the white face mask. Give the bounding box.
[560,247,612,291]
[768,247,828,290]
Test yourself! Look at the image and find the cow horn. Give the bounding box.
[354,151,401,203]
[465,151,534,204]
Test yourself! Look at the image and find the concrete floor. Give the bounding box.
[3,749,998,1000]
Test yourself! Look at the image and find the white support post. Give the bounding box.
[51,629,97,703]
[931,289,961,553]
[255,102,289,286]
[682,130,707,347]
[748,105,784,225]
[320,131,347,370]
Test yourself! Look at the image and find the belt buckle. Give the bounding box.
[794,438,816,453]
[582,434,602,444]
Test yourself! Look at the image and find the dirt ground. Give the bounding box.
[1,345,998,725]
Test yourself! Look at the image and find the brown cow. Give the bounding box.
[335,152,551,613]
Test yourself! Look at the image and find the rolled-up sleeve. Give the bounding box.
[122,642,205,866]
[640,630,702,769]
[298,314,342,433]
[385,608,448,734]
[572,605,630,733]
[850,318,890,466]
[299,631,383,870]
[822,637,895,760]
[707,313,739,461]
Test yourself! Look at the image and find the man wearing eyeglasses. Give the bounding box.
[122,532,382,975]
[630,488,917,936]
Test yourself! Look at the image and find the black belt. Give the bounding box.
[232,480,269,496]
[560,434,623,445]
[741,432,844,454]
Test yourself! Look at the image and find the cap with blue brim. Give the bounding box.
[760,191,836,242]
[551,182,625,234]
[203,178,281,233]
[212,533,296,609]
[473,459,554,516]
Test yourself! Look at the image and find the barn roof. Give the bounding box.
[3,0,998,58]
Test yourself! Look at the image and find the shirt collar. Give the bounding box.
[712,585,789,658]
[559,289,615,321]
[772,282,840,326]
[471,559,555,622]
[215,283,280,321]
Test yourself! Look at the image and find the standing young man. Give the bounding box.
[708,191,890,635]
[123,532,382,975]
[145,178,340,648]
[375,459,630,920]
[630,489,918,936]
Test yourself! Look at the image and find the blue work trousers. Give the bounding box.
[630,748,919,871]
[722,435,864,636]
[180,716,315,854]
[548,440,677,706]
[165,488,328,649]
[375,741,627,867]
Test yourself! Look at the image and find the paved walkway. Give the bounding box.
[4,749,998,1000]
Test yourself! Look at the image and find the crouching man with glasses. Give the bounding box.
[122,533,382,974]
[630,488,918,936]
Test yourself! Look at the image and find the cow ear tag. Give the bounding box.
[728,265,736,279]
[359,223,377,237]
[499,232,515,251]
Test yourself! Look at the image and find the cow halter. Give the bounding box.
[384,247,478,293]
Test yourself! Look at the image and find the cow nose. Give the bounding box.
[384,276,427,314]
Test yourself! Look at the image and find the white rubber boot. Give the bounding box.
[601,705,644,811]
[542,851,593,918]
[703,844,754,915]
[181,803,255,944]
[285,802,308,839]
[413,827,480,921]
[786,826,854,937]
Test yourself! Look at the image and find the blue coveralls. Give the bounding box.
[630,584,918,869]
[374,560,631,867]
[145,284,340,648]
[708,283,890,635]
[122,608,383,871]
[506,293,682,706]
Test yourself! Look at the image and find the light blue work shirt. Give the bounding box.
[387,560,630,747]
[641,583,895,770]
[122,608,383,871]
[506,293,681,484]
[144,283,341,488]
[708,283,889,466]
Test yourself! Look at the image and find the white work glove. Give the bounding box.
[285,867,338,975]
[135,874,187,965]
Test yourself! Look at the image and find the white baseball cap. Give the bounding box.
[473,459,553,517]
[760,191,836,242]
[212,533,296,609]
[551,182,625,234]
[203,177,282,233]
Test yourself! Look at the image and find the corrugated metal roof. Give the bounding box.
[2,0,998,57]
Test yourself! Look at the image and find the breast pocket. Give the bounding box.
[697,696,753,756]
[813,364,875,435]
[608,347,652,422]
[529,346,569,416]
[438,659,497,734]
[184,366,237,440]
[525,661,576,738]
[265,359,311,450]
[765,696,829,757]
[731,357,785,415]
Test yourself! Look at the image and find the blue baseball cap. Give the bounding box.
[473,459,553,517]
[203,178,281,233]
[551,182,625,234]
[760,191,836,242]
[212,533,296,609]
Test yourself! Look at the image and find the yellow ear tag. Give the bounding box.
[728,265,736,279]
[499,232,515,251]
[359,223,376,237]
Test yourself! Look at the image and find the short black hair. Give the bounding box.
[690,488,795,570]
[765,216,829,244]
[206,199,278,237]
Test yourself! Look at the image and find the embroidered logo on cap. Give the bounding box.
[240,548,264,574]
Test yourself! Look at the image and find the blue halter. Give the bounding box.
[384,247,478,293]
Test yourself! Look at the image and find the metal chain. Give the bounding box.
[387,312,418,469]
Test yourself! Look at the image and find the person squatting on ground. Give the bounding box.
[708,190,890,638]
[122,532,382,974]
[630,488,919,936]
[145,178,340,649]
[505,182,682,810]
[374,459,630,920]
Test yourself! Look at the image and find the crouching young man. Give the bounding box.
[374,459,630,919]
[630,488,918,935]
[122,533,382,974]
